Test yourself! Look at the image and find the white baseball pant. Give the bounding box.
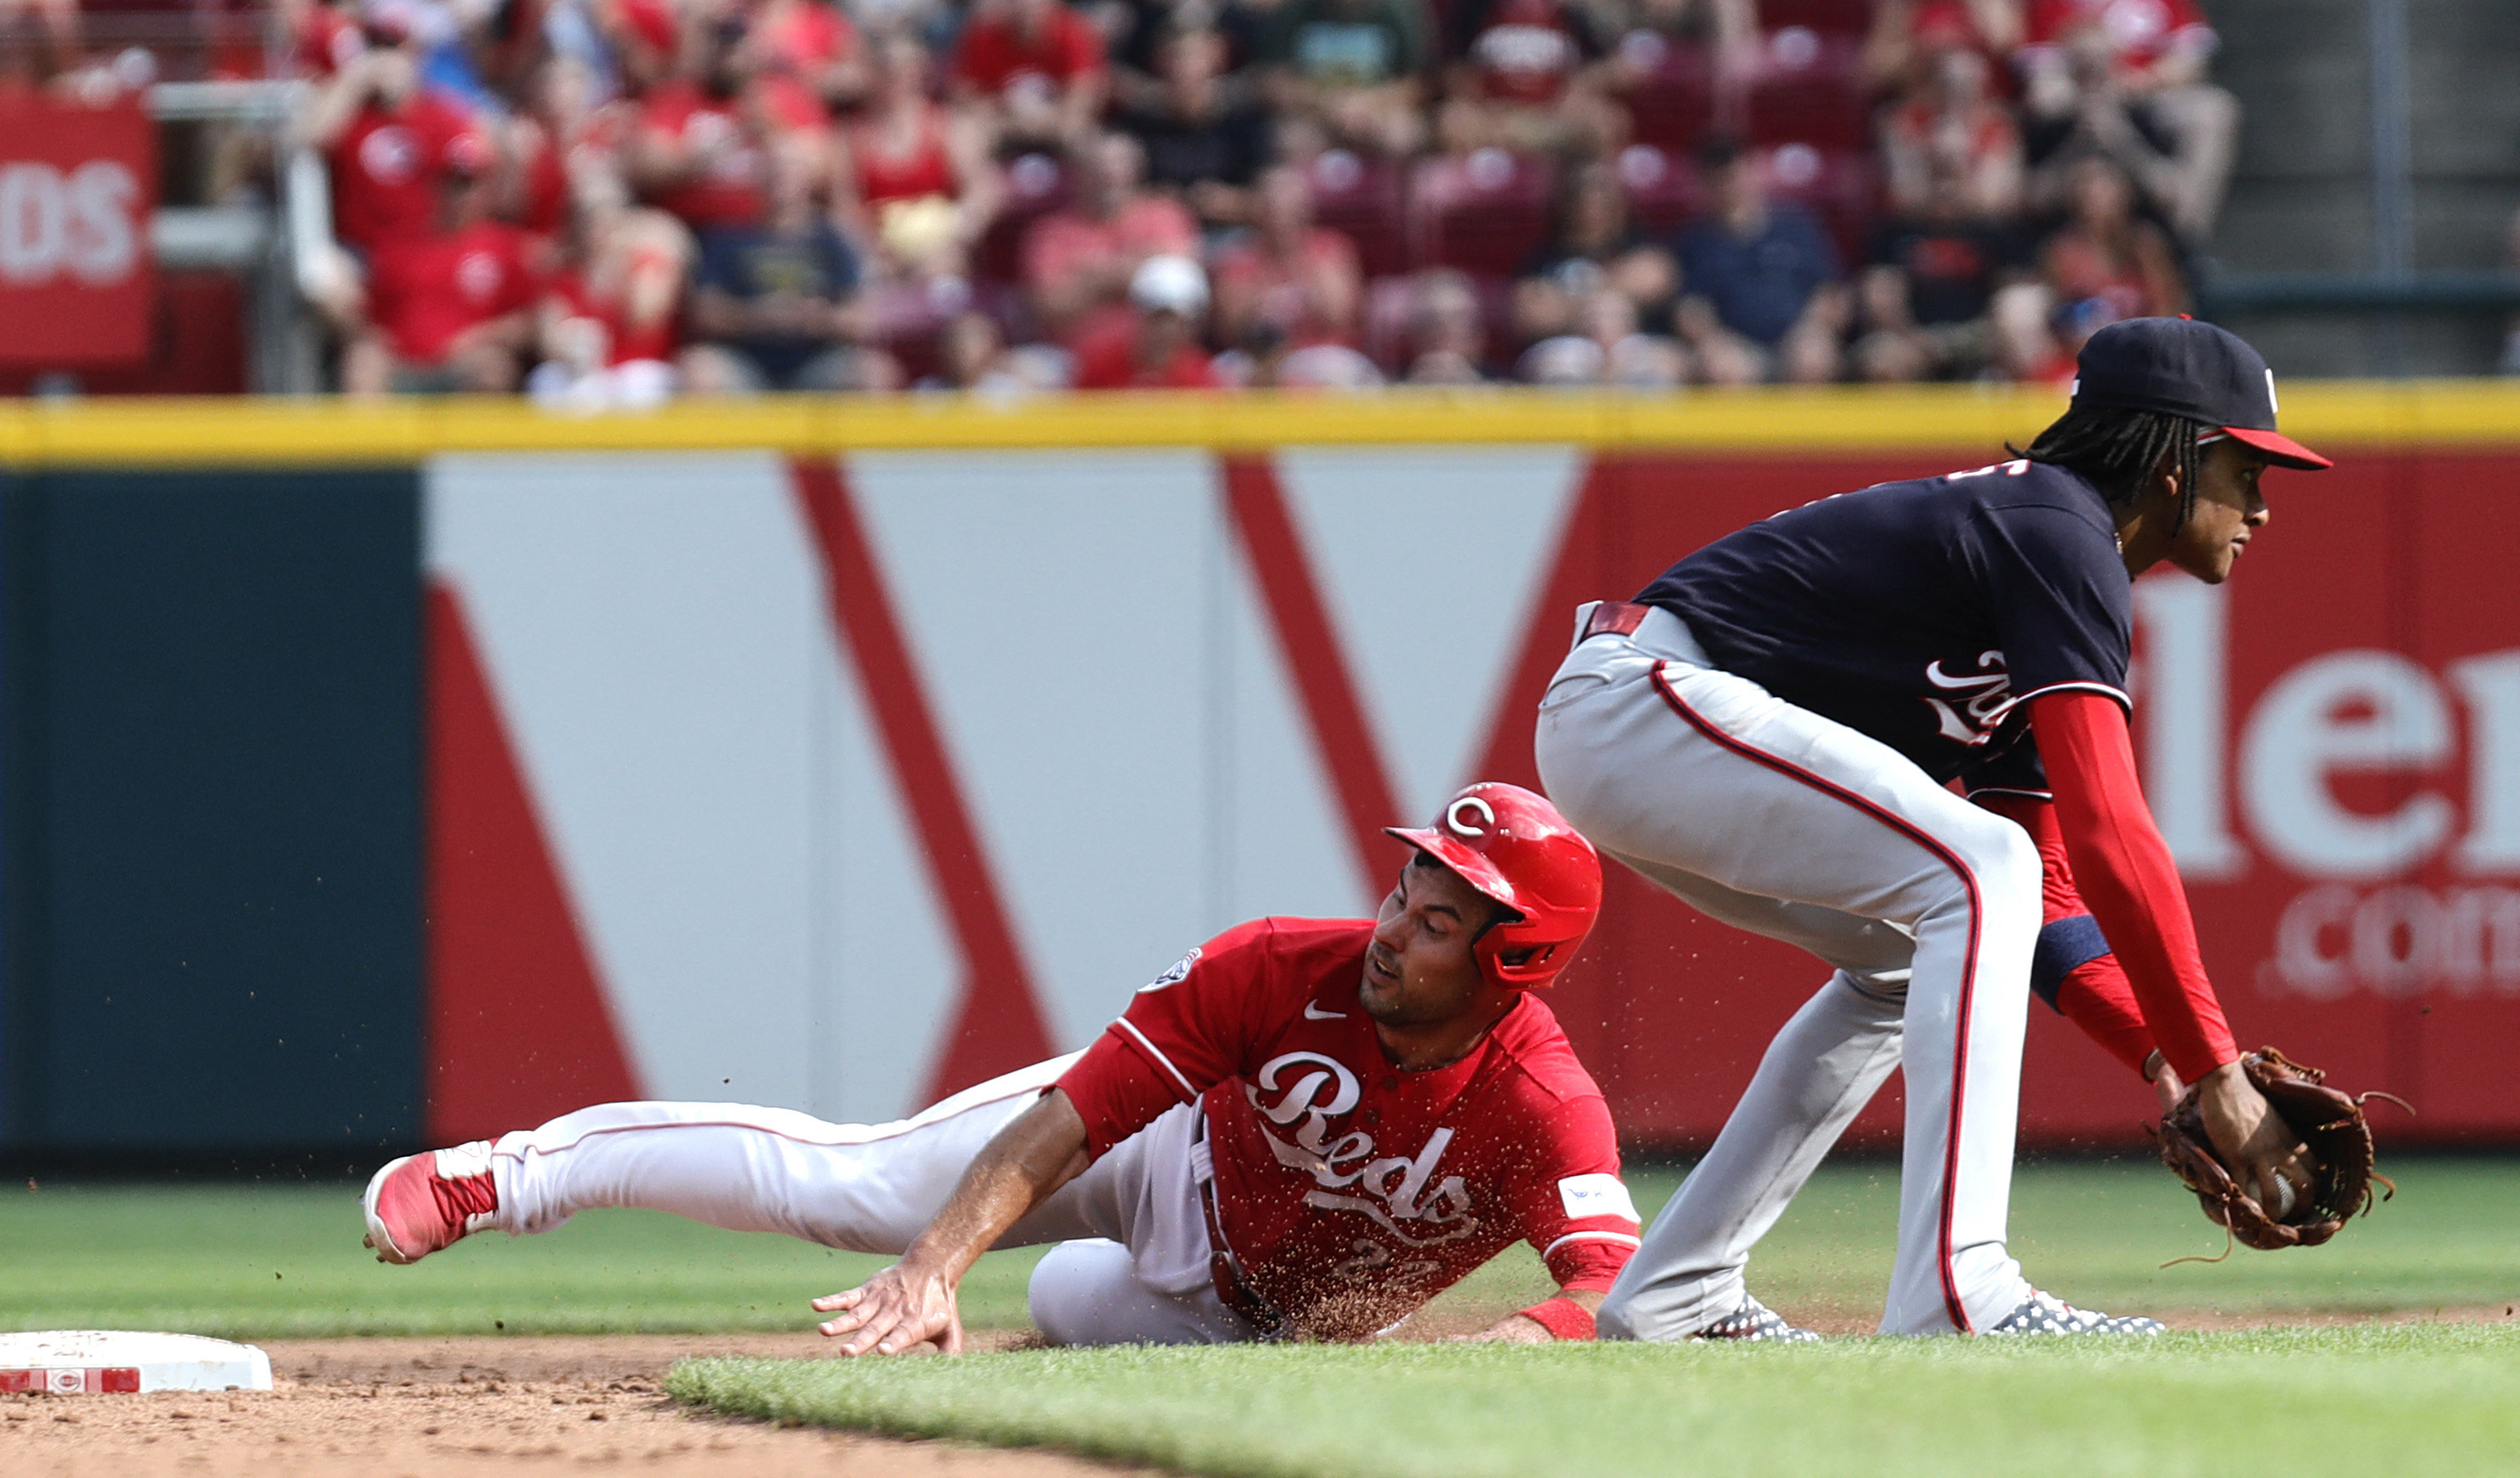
[481,1053,1255,1347]
[1534,603,2041,1336]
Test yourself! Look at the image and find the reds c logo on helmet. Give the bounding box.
[1384,782,1603,989]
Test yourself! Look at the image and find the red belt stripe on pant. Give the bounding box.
[1581,601,1654,642]
[1192,1123,1287,1338]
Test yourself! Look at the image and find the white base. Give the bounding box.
[0,1330,273,1393]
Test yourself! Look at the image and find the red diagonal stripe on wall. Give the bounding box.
[424,581,640,1141]
[789,459,1056,1103]
[1221,455,1413,895]
[1468,453,1624,793]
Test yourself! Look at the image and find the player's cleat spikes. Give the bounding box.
[362,1141,499,1266]
[1986,1290,2165,1336]
[1694,1295,1822,1343]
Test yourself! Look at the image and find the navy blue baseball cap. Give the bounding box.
[2069,317,2332,470]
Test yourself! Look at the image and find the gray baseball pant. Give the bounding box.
[1534,603,2041,1336]
[484,1054,1254,1347]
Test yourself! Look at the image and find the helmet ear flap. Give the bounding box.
[1387,782,1603,991]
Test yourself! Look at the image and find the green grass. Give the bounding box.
[0,1180,1049,1339]
[3,1158,2513,1339]
[668,1326,2520,1478]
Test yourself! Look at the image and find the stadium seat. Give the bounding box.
[1754,0,1875,39]
[1411,148,1556,277]
[1746,27,1873,150]
[1758,143,1878,266]
[1304,149,1410,280]
[75,0,266,81]
[971,152,1071,287]
[1614,32,1721,153]
[1614,144,1705,237]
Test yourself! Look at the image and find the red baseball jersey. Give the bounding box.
[1057,917,1639,1340]
[2025,0,2213,72]
[328,95,488,256]
[637,82,769,230]
[366,219,536,363]
[950,7,1106,99]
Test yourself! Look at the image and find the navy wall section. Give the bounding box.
[0,469,423,1155]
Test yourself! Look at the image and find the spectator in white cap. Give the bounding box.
[1072,254,1223,388]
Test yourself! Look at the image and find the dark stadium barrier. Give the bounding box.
[0,467,422,1158]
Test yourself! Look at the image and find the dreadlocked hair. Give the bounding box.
[2008,406,2210,533]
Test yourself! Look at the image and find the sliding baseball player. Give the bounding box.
[364,783,1677,1348]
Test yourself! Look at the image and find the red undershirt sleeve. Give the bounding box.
[2028,690,2239,1083]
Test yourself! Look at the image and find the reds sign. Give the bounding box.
[0,99,156,366]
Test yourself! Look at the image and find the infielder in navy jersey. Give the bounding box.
[1536,317,2331,1338]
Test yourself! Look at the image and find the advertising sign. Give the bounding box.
[0,100,157,367]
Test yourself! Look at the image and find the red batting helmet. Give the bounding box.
[1385,783,1602,990]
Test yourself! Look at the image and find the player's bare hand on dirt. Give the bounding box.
[1458,1313,1558,1343]
[812,1262,965,1356]
[2197,1061,2315,1212]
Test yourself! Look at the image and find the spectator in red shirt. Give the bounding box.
[505,54,633,246]
[1879,43,2023,225]
[1072,256,1226,393]
[746,0,867,113]
[526,168,693,410]
[1437,0,1623,160]
[295,19,491,260]
[1021,130,1201,343]
[1213,164,1365,354]
[339,160,539,395]
[284,0,369,79]
[2017,0,2235,240]
[1860,0,2022,94]
[631,7,823,234]
[838,30,1004,280]
[590,0,680,95]
[950,0,1110,150]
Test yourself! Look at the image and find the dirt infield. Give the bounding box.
[4,1334,1126,1478]
[12,1310,2517,1477]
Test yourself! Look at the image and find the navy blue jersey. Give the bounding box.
[1638,458,2131,783]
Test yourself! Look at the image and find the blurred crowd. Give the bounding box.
[9,0,2243,397]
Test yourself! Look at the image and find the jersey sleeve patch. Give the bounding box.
[1556,1172,1638,1223]
[1138,947,1201,993]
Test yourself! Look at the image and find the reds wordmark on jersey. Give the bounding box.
[1057,917,1639,1339]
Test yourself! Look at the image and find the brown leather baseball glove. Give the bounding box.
[2149,1047,2407,1256]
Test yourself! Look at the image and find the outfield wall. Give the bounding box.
[2,386,2517,1157]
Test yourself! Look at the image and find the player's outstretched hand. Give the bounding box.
[812,1262,965,1356]
[2195,1060,2316,1214]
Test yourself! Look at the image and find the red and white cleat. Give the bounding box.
[362,1142,499,1265]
